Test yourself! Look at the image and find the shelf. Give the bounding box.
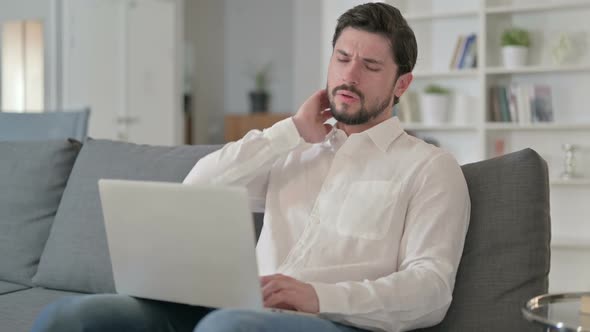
[405,10,479,21]
[551,179,590,186]
[485,123,590,131]
[402,123,478,131]
[395,2,590,294]
[552,236,590,250]
[486,64,590,75]
[413,69,478,79]
[486,1,590,15]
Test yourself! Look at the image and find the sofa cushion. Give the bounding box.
[0,140,81,286]
[0,287,82,332]
[33,139,221,293]
[419,148,550,332]
[0,280,29,295]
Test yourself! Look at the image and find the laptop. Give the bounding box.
[98,179,268,310]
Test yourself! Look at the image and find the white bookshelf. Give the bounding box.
[402,123,478,131]
[387,0,590,293]
[485,123,590,131]
[405,10,479,21]
[486,63,590,75]
[550,179,590,186]
[551,236,590,250]
[387,0,590,161]
[485,1,590,15]
[413,69,478,79]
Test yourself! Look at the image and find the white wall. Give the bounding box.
[224,0,293,114]
[0,0,58,110]
[292,0,323,111]
[185,0,225,144]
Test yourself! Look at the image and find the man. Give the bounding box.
[32,3,469,332]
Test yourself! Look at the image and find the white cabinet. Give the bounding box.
[387,0,590,293]
[60,0,183,146]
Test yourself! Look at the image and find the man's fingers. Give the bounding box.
[262,279,289,300]
[314,88,327,99]
[294,89,333,143]
[264,289,286,307]
[264,289,296,309]
[320,109,333,121]
[260,273,284,286]
[318,89,331,109]
[309,89,330,113]
[259,275,273,286]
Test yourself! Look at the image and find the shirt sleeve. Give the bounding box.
[182,117,302,212]
[309,152,471,332]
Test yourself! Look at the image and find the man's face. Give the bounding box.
[327,27,399,126]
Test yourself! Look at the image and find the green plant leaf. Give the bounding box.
[501,28,530,47]
[424,84,450,94]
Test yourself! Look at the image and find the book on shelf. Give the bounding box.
[449,33,477,70]
[488,84,554,124]
[532,85,554,122]
[498,86,510,122]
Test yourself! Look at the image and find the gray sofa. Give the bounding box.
[0,138,550,332]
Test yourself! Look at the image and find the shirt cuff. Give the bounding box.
[309,282,350,315]
[262,117,302,153]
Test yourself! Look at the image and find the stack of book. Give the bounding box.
[449,33,477,69]
[488,84,554,123]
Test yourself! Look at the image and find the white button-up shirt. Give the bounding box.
[183,116,470,332]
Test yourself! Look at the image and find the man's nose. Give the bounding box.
[342,61,361,86]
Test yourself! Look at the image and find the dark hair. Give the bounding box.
[332,3,417,104]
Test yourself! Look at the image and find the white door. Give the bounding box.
[61,0,182,145]
[125,0,180,145]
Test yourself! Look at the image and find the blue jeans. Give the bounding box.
[31,294,367,332]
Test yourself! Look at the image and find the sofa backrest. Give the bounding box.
[33,139,222,293]
[0,109,90,142]
[418,148,550,332]
[0,140,81,286]
[26,139,550,332]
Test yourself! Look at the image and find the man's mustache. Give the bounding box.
[331,85,365,102]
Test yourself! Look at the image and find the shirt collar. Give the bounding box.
[326,116,404,154]
[364,116,404,153]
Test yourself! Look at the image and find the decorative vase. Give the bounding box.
[249,91,269,113]
[560,143,581,180]
[420,93,450,125]
[502,46,528,68]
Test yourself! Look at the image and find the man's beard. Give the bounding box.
[328,84,395,125]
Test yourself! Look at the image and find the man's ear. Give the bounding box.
[393,72,413,99]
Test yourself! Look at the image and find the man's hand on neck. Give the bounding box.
[292,89,334,143]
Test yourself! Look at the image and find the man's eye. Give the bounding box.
[337,58,349,62]
[367,66,380,72]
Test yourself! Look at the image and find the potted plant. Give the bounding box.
[249,63,271,113]
[501,27,530,68]
[420,84,451,125]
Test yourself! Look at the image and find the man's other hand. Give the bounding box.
[260,274,320,313]
[292,89,333,143]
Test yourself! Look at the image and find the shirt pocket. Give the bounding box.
[335,181,397,240]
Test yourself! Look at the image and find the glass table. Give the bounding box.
[523,292,590,331]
